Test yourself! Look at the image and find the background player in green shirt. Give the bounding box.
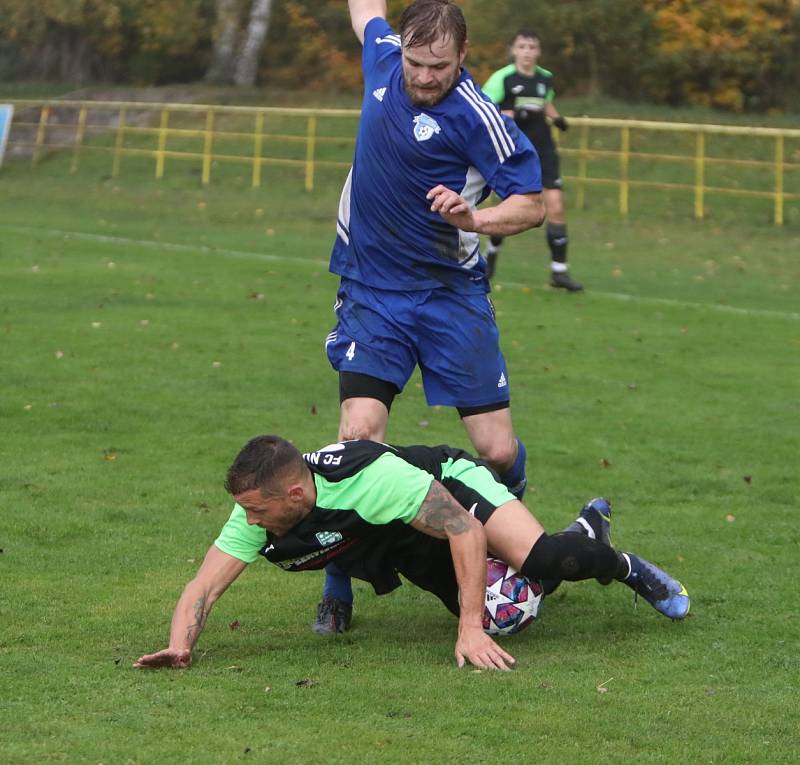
[483,29,582,291]
[133,436,690,672]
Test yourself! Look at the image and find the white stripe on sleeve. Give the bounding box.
[456,80,515,162]
[464,80,515,155]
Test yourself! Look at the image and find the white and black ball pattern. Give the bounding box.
[482,557,543,636]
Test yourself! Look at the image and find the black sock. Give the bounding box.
[546,223,568,266]
[521,532,627,584]
[486,234,504,257]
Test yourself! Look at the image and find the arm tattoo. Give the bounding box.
[415,481,473,537]
[186,595,209,644]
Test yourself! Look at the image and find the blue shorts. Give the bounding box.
[325,279,511,409]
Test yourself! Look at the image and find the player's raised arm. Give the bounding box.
[411,480,516,671]
[133,545,247,669]
[348,0,387,44]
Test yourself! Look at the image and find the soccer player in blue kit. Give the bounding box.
[314,0,548,634]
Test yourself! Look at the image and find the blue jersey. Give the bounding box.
[329,17,542,294]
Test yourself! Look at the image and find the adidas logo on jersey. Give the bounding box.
[497,373,507,388]
[373,87,386,102]
[511,84,525,94]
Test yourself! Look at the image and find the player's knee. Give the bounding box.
[520,532,623,582]
[338,397,388,441]
[477,442,517,473]
[339,420,380,441]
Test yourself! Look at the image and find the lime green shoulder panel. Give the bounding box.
[315,452,433,525]
[482,64,517,104]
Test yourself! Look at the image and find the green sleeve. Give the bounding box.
[214,503,267,563]
[315,452,434,525]
[482,64,516,104]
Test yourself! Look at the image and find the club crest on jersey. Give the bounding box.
[315,531,343,547]
[413,113,441,142]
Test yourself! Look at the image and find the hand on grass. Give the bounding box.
[455,626,515,671]
[133,648,192,669]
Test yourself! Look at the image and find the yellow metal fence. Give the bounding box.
[561,117,800,226]
[10,99,358,192]
[6,99,800,225]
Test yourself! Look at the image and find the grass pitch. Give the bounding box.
[1,115,799,764]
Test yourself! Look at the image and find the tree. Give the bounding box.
[0,0,127,81]
[467,0,658,100]
[234,0,274,86]
[203,0,276,86]
[644,0,799,110]
[205,0,241,83]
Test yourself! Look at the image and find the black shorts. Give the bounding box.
[388,464,513,617]
[367,530,467,616]
[334,456,514,616]
[534,142,563,190]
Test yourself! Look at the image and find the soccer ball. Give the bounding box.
[483,558,543,636]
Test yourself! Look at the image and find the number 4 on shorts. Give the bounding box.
[345,341,356,361]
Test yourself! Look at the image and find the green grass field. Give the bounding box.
[1,105,799,764]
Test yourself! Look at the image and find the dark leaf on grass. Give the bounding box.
[244,747,251,754]
[743,475,752,483]
[310,404,317,415]
[295,678,316,688]
[600,458,611,468]
[229,619,241,631]
[114,658,121,665]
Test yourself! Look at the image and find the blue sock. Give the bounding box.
[499,438,527,500]
[323,562,353,604]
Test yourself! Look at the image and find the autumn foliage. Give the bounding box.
[642,0,800,111]
[0,0,798,111]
